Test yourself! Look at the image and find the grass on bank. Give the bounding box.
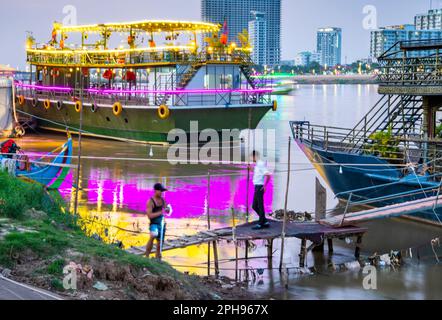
[0,171,206,295]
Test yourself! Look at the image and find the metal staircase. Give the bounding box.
[343,94,424,151]
[157,63,204,106]
[240,65,257,88]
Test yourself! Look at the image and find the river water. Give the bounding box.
[15,84,441,300]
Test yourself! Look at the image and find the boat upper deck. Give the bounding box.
[26,20,252,68]
[26,48,253,68]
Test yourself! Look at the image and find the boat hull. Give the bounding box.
[296,139,442,224]
[1,138,73,188]
[18,101,272,144]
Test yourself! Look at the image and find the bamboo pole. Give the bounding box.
[231,207,239,282]
[245,161,251,263]
[73,72,84,217]
[279,137,292,271]
[246,163,251,223]
[207,171,211,276]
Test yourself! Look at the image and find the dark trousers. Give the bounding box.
[252,185,267,225]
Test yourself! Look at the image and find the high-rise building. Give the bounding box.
[316,27,342,67]
[201,0,281,66]
[370,24,442,59]
[249,11,267,66]
[414,9,442,30]
[370,8,442,60]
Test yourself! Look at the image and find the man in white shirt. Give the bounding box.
[251,151,271,230]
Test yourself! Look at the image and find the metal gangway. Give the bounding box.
[321,179,442,227]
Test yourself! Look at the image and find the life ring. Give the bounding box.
[17,95,25,106]
[56,101,63,110]
[14,125,25,137]
[158,105,170,120]
[272,100,278,112]
[75,100,82,113]
[43,99,51,110]
[31,98,38,107]
[112,102,123,116]
[91,103,98,113]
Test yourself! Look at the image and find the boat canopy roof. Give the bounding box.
[53,20,220,34]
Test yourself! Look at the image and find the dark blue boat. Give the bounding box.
[291,121,442,224]
[1,135,73,188]
[291,39,442,226]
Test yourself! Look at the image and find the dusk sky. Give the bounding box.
[0,0,436,68]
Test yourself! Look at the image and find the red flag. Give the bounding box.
[220,19,229,45]
[222,19,229,36]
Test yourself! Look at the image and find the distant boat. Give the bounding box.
[270,80,297,96]
[0,135,73,188]
[251,74,297,96]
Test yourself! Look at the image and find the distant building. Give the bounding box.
[280,60,295,66]
[201,0,281,66]
[316,27,342,67]
[249,11,267,66]
[310,52,321,64]
[294,51,321,66]
[415,8,442,30]
[294,52,311,66]
[370,24,442,59]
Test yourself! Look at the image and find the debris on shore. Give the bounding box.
[270,210,313,222]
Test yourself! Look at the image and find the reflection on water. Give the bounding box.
[16,85,441,300]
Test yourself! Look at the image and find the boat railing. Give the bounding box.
[26,46,252,67]
[290,121,442,172]
[15,84,271,107]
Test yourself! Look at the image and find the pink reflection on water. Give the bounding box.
[60,168,274,217]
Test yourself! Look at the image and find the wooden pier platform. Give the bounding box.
[127,220,367,269]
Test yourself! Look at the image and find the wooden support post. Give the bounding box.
[327,238,334,253]
[279,137,292,271]
[355,235,363,259]
[245,240,249,261]
[267,239,274,269]
[212,240,220,278]
[299,238,307,268]
[207,242,211,277]
[315,178,327,222]
[313,179,327,252]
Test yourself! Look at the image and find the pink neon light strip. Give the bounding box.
[15,82,272,95]
[17,83,73,92]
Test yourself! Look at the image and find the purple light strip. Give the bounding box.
[17,82,73,92]
[87,88,272,95]
[16,82,272,95]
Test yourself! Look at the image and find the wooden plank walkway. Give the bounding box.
[127,220,367,256]
[321,195,442,227]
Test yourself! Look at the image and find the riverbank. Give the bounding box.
[0,172,253,300]
[294,74,377,85]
